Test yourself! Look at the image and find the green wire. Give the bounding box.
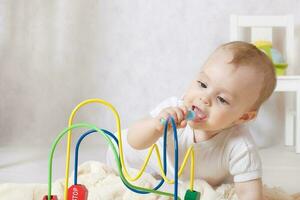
[47,123,180,200]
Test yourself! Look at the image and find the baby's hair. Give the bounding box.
[218,41,277,110]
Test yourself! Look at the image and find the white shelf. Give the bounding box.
[277,75,300,79]
[275,75,300,92]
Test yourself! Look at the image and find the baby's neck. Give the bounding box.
[192,123,237,143]
[193,129,220,143]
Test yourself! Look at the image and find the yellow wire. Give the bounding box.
[63,99,195,199]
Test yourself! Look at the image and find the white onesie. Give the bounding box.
[106,97,262,186]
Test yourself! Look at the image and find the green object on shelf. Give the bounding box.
[254,41,288,76]
[184,189,201,200]
[275,63,288,75]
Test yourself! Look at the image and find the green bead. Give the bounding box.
[184,189,201,200]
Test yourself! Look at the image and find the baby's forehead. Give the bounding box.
[203,49,262,76]
[198,64,263,99]
[200,62,262,84]
[208,45,266,70]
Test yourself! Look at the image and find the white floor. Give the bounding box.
[0,143,299,194]
[260,144,300,194]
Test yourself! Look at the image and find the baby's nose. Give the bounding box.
[200,96,211,106]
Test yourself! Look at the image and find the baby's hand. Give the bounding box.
[155,106,188,132]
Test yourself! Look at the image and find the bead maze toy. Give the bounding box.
[43,98,201,200]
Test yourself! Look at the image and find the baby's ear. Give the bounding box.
[236,110,258,124]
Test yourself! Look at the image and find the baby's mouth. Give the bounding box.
[192,105,208,121]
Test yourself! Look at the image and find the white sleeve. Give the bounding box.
[149,96,180,118]
[229,140,262,182]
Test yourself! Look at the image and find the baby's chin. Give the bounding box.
[188,120,235,135]
[188,120,207,129]
[188,120,220,132]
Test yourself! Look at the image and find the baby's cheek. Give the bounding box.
[209,112,228,127]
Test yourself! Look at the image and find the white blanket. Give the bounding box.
[0,161,299,200]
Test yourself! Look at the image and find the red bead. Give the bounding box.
[67,184,88,200]
[42,195,58,200]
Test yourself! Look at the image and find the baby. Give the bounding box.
[107,41,276,200]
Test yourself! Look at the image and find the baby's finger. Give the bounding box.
[178,120,187,128]
[179,105,188,116]
[173,107,185,123]
[158,111,175,125]
[165,108,178,122]
[164,108,180,123]
[160,112,170,120]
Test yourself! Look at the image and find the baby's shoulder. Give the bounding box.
[225,125,258,152]
[224,125,262,175]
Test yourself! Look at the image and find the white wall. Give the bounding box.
[0,0,300,149]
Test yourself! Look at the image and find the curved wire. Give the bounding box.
[167,117,179,199]
[47,123,180,200]
[63,99,195,199]
[74,129,118,184]
[73,128,166,194]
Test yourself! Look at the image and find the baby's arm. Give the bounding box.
[127,106,188,150]
[235,178,263,200]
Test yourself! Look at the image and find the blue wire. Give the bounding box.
[165,117,179,200]
[73,128,171,194]
[74,129,118,184]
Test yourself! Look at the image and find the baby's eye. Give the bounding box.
[197,81,207,88]
[217,96,229,105]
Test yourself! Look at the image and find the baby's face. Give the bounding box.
[183,50,263,132]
